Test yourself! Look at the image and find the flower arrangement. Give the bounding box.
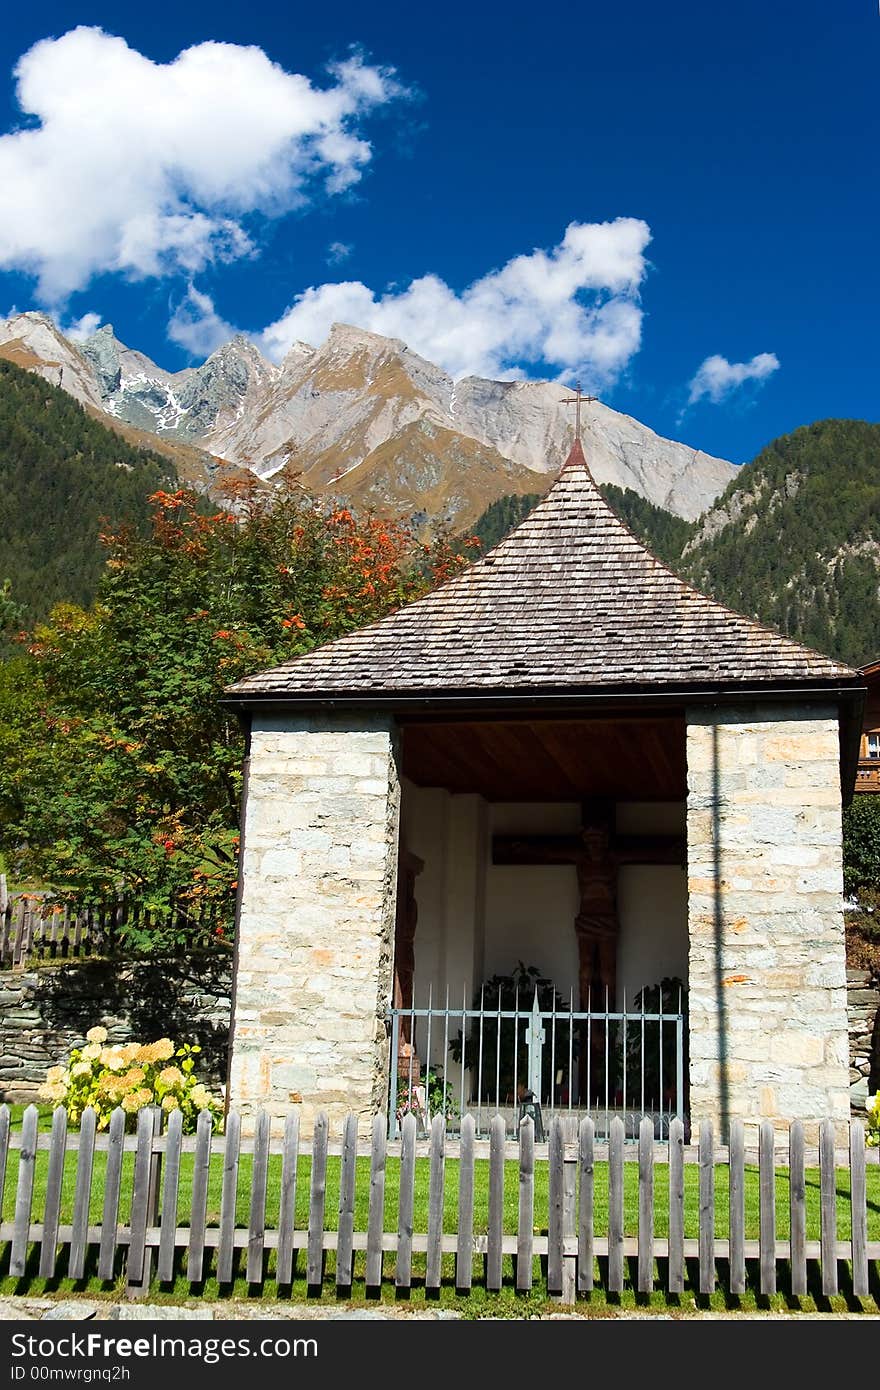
[38,1027,223,1132]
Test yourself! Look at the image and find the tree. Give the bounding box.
[0,478,469,945]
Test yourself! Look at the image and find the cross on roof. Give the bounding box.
[559,383,598,442]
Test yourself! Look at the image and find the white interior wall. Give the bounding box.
[399,785,688,1020]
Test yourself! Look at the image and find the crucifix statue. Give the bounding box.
[492,799,685,1011]
[559,383,598,442]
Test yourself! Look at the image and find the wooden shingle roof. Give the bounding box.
[228,440,855,702]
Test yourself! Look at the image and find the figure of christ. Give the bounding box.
[492,803,685,1102]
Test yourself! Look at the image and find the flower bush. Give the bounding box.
[38,1027,223,1132]
[867,1092,880,1148]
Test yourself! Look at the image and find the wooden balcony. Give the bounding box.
[855,759,880,792]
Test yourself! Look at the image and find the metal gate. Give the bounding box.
[389,987,686,1141]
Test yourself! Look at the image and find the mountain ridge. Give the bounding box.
[0,311,736,531]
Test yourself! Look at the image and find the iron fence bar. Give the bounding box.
[425,982,433,1126]
[640,990,646,1117]
[676,1015,684,1123]
[550,991,557,1113]
[477,984,485,1134]
[567,989,573,1113]
[659,990,664,1135]
[389,1010,400,1141]
[513,986,519,1122]
[495,987,502,1123]
[622,988,627,1120]
[442,986,450,1133]
[460,983,467,1125]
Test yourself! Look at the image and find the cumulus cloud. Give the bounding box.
[168,285,238,357]
[64,311,103,342]
[687,351,780,406]
[0,27,403,302]
[238,218,649,382]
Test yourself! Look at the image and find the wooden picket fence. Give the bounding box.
[0,889,229,967]
[1,1105,878,1302]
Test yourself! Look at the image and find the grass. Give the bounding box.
[1,1106,879,1311]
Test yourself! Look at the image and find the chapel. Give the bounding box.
[224,431,864,1140]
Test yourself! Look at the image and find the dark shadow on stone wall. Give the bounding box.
[0,954,232,1101]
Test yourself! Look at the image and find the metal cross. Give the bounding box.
[559,383,598,441]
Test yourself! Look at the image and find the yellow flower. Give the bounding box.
[100,1049,127,1072]
[81,1043,102,1061]
[71,1060,92,1077]
[121,1092,142,1112]
[133,1088,153,1107]
[136,1043,163,1064]
[120,1068,146,1089]
[158,1066,184,1088]
[86,1026,108,1044]
[153,1038,175,1061]
[119,1043,141,1064]
[45,1065,66,1084]
[39,1081,67,1102]
[161,1095,179,1112]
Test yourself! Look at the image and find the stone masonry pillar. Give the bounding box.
[227,712,400,1133]
[686,704,849,1142]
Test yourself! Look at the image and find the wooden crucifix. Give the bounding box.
[492,798,685,1011]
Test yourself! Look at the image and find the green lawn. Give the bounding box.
[1,1107,879,1310]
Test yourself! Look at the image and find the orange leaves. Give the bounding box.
[281,613,307,631]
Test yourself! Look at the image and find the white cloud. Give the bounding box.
[687,351,780,406]
[247,217,651,383]
[326,241,353,265]
[0,27,403,302]
[168,285,238,357]
[63,311,102,342]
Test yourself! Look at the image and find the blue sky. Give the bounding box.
[0,1,877,466]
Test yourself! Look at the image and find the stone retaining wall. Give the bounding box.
[848,967,880,1111]
[0,955,231,1104]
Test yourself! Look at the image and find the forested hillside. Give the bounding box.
[680,419,880,666]
[0,359,175,623]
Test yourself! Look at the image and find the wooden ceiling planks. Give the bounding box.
[401,716,686,801]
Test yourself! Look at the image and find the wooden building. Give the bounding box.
[855,657,880,793]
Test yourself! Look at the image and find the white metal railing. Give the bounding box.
[389,985,687,1141]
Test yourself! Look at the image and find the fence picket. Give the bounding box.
[126,1106,155,1289]
[97,1109,125,1281]
[547,1116,564,1295]
[487,1113,505,1292]
[10,1104,38,1277]
[456,1114,475,1291]
[38,1106,68,1277]
[276,1112,300,1287]
[698,1119,714,1295]
[517,1115,535,1292]
[819,1118,837,1297]
[426,1114,445,1292]
[849,1120,868,1298]
[246,1109,270,1286]
[68,1106,96,1281]
[668,1116,685,1294]
[637,1115,654,1293]
[396,1112,417,1290]
[366,1115,386,1289]
[728,1119,745,1296]
[788,1119,806,1297]
[336,1112,357,1290]
[577,1117,594,1294]
[608,1115,624,1294]
[307,1113,328,1289]
[0,1105,10,1227]
[217,1109,241,1285]
[158,1108,183,1283]
[186,1109,213,1284]
[759,1119,776,1296]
